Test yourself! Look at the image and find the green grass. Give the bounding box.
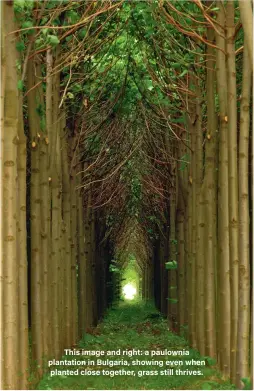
[38,302,235,390]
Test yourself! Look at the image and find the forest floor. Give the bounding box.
[38,302,234,390]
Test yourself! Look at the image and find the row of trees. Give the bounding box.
[1,1,119,389]
[152,1,253,388]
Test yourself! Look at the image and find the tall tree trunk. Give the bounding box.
[46,47,53,359]
[70,161,78,344]
[238,0,253,65]
[216,2,231,376]
[176,190,185,330]
[0,3,5,388]
[49,63,61,359]
[77,171,87,335]
[27,57,43,378]
[84,191,95,327]
[61,116,72,348]
[34,60,50,365]
[204,21,217,359]
[236,41,252,389]
[2,2,19,388]
[161,224,168,316]
[188,75,197,349]
[194,75,205,356]
[168,162,178,331]
[17,92,29,390]
[90,207,97,324]
[186,86,194,345]
[226,2,239,383]
[158,231,165,312]
[40,107,51,360]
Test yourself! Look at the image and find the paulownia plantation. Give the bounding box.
[0,0,253,390]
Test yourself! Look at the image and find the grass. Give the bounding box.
[37,301,235,390]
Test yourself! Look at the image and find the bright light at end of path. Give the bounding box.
[123,283,137,300]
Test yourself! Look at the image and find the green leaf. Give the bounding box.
[41,28,49,36]
[16,59,22,71]
[171,63,181,69]
[21,20,35,34]
[72,83,82,93]
[179,69,188,78]
[203,356,216,366]
[78,28,87,40]
[165,260,177,270]
[16,41,25,52]
[14,0,25,11]
[48,35,60,47]
[25,0,34,9]
[67,10,79,24]
[146,79,154,91]
[17,80,24,91]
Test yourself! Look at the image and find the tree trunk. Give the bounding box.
[2,2,19,388]
[17,92,29,390]
[27,57,43,378]
[77,171,87,335]
[168,168,178,331]
[236,40,252,389]
[204,20,217,359]
[40,109,51,360]
[188,74,197,349]
[238,0,253,65]
[50,65,61,359]
[176,190,185,330]
[61,112,72,348]
[46,47,53,359]
[70,163,78,344]
[194,75,205,356]
[226,2,239,383]
[216,2,231,376]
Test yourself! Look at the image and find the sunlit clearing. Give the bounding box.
[123,283,137,300]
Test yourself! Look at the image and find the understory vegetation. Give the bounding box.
[38,302,234,390]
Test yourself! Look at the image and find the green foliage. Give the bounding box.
[16,41,25,52]
[21,20,35,34]
[38,303,234,391]
[241,378,252,390]
[14,0,34,12]
[47,34,60,47]
[203,356,216,366]
[16,59,22,72]
[165,260,177,270]
[109,264,121,273]
[202,382,212,390]
[17,80,24,91]
[201,380,235,390]
[109,260,121,274]
[86,133,101,155]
